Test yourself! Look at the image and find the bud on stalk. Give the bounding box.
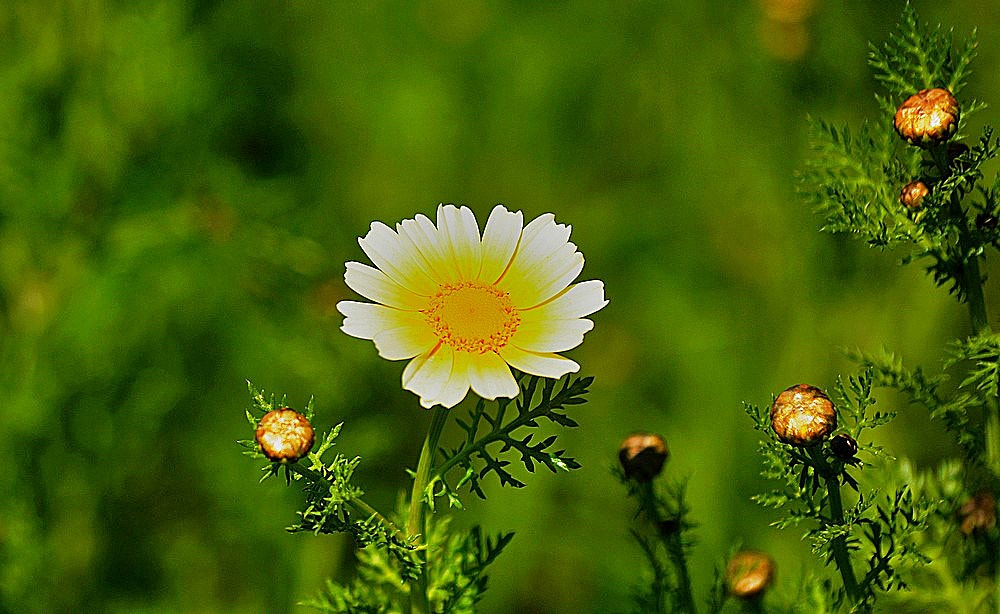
[770,384,837,446]
[255,408,315,463]
[893,88,960,146]
[726,550,775,600]
[618,432,669,482]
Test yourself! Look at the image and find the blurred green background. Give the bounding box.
[3,0,999,612]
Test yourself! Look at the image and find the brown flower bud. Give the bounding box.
[770,384,837,446]
[899,180,929,209]
[893,88,960,146]
[255,408,315,463]
[959,490,996,536]
[618,432,669,481]
[726,550,775,600]
[829,433,858,460]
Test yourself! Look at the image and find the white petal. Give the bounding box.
[479,205,523,283]
[523,280,608,320]
[402,344,453,406]
[338,301,422,340]
[397,213,459,284]
[373,322,437,360]
[503,244,584,308]
[437,204,482,280]
[431,351,473,408]
[511,318,594,353]
[498,345,580,379]
[359,222,439,295]
[467,351,519,400]
[344,261,427,309]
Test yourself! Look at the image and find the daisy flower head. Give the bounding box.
[337,204,607,409]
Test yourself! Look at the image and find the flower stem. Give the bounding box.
[636,481,695,613]
[406,406,450,614]
[808,446,862,604]
[934,145,1000,479]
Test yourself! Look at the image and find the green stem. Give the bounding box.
[636,481,696,614]
[808,447,862,604]
[932,146,1000,478]
[285,463,407,543]
[406,406,450,614]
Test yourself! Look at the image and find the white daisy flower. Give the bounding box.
[337,204,607,409]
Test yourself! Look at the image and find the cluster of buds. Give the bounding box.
[618,432,669,482]
[770,384,837,446]
[894,88,960,146]
[725,550,775,600]
[255,408,315,463]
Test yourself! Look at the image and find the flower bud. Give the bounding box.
[893,88,960,146]
[899,180,929,209]
[770,384,837,446]
[829,433,858,460]
[726,550,775,600]
[959,490,996,536]
[618,432,669,482]
[255,408,315,463]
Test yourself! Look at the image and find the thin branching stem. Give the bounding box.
[933,144,1000,479]
[808,446,862,604]
[406,406,450,614]
[635,481,696,613]
[285,462,408,543]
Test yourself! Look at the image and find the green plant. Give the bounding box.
[619,3,999,612]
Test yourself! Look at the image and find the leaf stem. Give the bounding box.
[433,375,580,481]
[406,406,450,614]
[285,462,408,543]
[808,446,862,604]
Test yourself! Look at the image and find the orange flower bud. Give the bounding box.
[770,384,837,446]
[726,550,775,600]
[255,408,315,463]
[893,88,960,146]
[899,180,929,209]
[618,432,669,482]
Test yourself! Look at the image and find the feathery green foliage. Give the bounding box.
[242,374,590,611]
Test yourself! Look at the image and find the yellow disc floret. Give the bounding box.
[423,281,521,353]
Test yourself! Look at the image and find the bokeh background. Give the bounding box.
[3,0,1000,611]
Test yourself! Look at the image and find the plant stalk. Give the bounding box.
[933,145,1000,478]
[636,480,695,613]
[406,406,450,614]
[808,446,862,604]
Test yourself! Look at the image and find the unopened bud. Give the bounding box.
[899,180,929,209]
[959,490,996,536]
[829,433,858,460]
[255,408,315,463]
[894,88,960,146]
[726,550,775,600]
[618,432,669,481]
[770,384,837,446]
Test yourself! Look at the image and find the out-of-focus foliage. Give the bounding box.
[2,1,998,612]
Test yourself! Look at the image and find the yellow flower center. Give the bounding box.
[423,281,520,353]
